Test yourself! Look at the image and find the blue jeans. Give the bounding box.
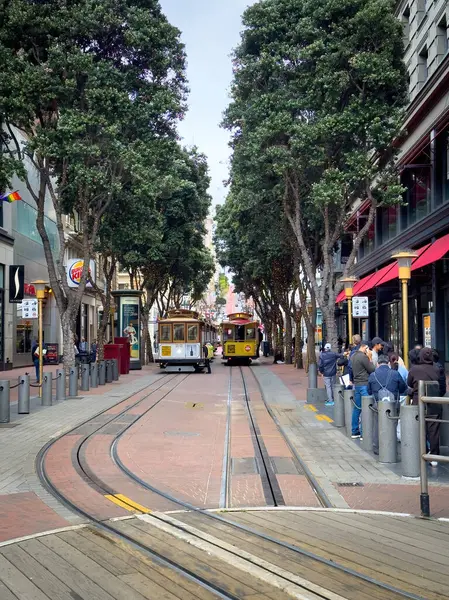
[352,385,368,435]
[33,358,39,382]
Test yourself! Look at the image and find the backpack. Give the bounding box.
[374,370,395,403]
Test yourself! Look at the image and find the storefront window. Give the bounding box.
[16,301,36,355]
[409,169,431,224]
[173,324,185,342]
[381,206,398,244]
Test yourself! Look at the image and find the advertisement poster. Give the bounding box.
[67,259,95,288]
[121,297,140,361]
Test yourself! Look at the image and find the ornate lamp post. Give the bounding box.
[340,276,358,346]
[31,280,48,396]
[392,251,417,369]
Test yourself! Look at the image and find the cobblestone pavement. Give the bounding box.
[254,360,449,517]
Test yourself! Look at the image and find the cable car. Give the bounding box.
[221,312,261,365]
[156,309,216,373]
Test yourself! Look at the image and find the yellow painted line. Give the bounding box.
[114,494,151,514]
[316,414,334,423]
[105,495,139,512]
[307,405,318,412]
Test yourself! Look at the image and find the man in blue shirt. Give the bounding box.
[368,354,407,455]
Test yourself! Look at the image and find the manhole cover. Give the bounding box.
[337,482,364,487]
[164,431,200,437]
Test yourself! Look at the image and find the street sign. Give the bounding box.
[352,296,369,318]
[21,299,38,319]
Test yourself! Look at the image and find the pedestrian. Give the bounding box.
[318,343,342,406]
[390,353,409,442]
[347,334,362,383]
[368,354,407,454]
[91,340,97,362]
[407,347,442,465]
[432,349,447,397]
[337,336,343,353]
[202,342,211,374]
[79,337,87,352]
[370,337,384,368]
[350,340,375,439]
[31,340,40,382]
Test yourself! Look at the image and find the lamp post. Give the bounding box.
[31,280,48,397]
[340,276,358,346]
[392,251,417,369]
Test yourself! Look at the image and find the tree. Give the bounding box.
[224,0,408,348]
[0,0,186,366]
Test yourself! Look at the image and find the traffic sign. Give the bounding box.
[352,296,369,318]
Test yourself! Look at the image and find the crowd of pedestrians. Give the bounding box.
[319,336,447,465]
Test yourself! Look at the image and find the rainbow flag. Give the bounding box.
[1,191,22,203]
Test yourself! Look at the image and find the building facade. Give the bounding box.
[338,0,449,364]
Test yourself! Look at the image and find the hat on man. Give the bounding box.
[372,336,384,346]
[324,343,332,351]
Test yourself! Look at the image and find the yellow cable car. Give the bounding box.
[221,312,261,365]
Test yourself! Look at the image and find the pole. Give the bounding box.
[347,296,353,344]
[402,279,409,369]
[38,296,43,398]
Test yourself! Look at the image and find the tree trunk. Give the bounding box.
[61,312,76,373]
[273,309,284,363]
[294,311,303,369]
[264,321,272,356]
[284,312,292,364]
[321,304,338,352]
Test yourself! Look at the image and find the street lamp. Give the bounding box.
[392,251,417,369]
[31,280,48,396]
[340,276,358,346]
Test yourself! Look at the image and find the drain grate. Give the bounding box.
[337,482,364,487]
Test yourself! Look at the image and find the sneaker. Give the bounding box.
[324,401,334,407]
[360,436,363,441]
[351,433,361,439]
[430,461,438,467]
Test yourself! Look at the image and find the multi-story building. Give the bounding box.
[337,0,449,364]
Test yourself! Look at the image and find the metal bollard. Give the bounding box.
[400,403,420,478]
[378,399,398,463]
[18,375,30,414]
[69,366,78,397]
[90,363,98,388]
[105,360,113,383]
[333,384,345,427]
[112,358,119,381]
[98,360,106,385]
[361,395,375,453]
[80,363,90,391]
[0,380,10,423]
[344,389,354,438]
[42,373,52,406]
[56,369,66,401]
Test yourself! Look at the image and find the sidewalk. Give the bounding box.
[0,364,162,543]
[253,359,449,517]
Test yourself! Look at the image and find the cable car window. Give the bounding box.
[224,328,234,341]
[246,327,256,340]
[160,324,171,342]
[236,325,245,341]
[188,324,199,341]
[173,324,185,342]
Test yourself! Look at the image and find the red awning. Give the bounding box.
[376,243,432,286]
[336,290,345,303]
[411,233,449,270]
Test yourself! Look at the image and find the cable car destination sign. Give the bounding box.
[352,296,369,318]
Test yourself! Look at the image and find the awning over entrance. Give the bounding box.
[335,234,449,304]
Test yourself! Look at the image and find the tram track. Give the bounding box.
[36,366,428,600]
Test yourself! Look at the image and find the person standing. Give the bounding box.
[202,342,211,374]
[91,340,97,362]
[318,343,342,406]
[370,337,384,368]
[368,355,407,454]
[350,341,375,439]
[407,347,441,465]
[31,340,40,383]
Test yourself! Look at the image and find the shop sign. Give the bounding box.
[67,259,95,288]
[120,296,140,361]
[45,343,59,365]
[352,296,369,318]
[9,265,25,303]
[24,283,36,296]
[22,299,38,319]
[423,313,435,348]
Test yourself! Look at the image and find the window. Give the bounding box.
[187,324,199,341]
[173,324,185,342]
[418,46,429,87]
[437,16,448,58]
[359,221,375,259]
[381,206,398,244]
[16,201,59,253]
[160,324,171,342]
[401,6,410,45]
[224,327,234,341]
[246,327,256,340]
[410,169,431,224]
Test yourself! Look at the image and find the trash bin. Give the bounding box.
[114,337,131,373]
[104,344,121,372]
[263,341,270,357]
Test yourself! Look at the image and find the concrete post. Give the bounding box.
[112,358,119,381]
[18,375,30,414]
[56,369,66,401]
[69,366,78,397]
[80,363,90,392]
[361,395,375,453]
[0,380,10,423]
[344,389,354,437]
[400,403,420,478]
[378,400,398,463]
[98,361,106,385]
[90,363,98,388]
[42,373,52,406]
[106,360,113,383]
[333,384,345,427]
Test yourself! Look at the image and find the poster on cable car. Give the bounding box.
[120,297,140,362]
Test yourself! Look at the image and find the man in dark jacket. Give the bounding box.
[318,343,342,406]
[350,341,375,438]
[407,347,441,463]
[368,355,407,454]
[432,349,447,397]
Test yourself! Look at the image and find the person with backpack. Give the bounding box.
[368,354,407,455]
[318,343,343,406]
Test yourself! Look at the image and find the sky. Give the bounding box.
[159,0,253,209]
